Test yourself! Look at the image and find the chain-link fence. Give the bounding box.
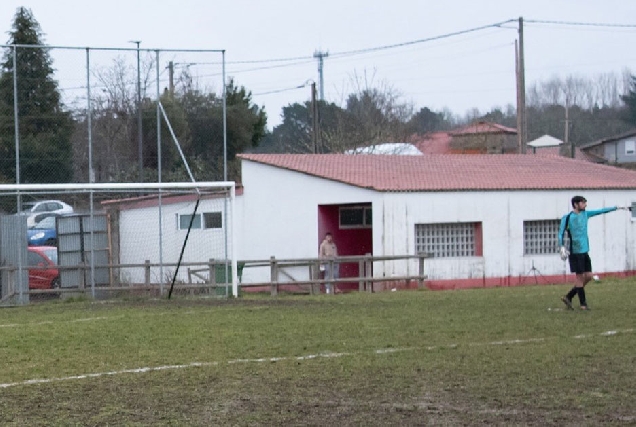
[0,44,227,188]
[0,182,237,306]
[0,44,233,305]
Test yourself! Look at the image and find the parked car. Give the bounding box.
[20,200,73,227]
[27,215,58,246]
[27,246,59,289]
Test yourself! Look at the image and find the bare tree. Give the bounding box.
[324,70,414,152]
[527,70,632,110]
[71,55,157,182]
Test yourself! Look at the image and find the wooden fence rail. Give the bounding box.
[1,253,429,298]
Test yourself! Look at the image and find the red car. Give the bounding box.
[27,246,60,289]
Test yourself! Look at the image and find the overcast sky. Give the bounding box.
[1,1,635,129]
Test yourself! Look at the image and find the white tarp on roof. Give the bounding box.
[527,135,563,147]
[345,142,423,155]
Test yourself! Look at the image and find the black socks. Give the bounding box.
[577,287,587,307]
[566,287,578,301]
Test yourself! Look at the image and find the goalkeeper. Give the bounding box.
[558,195,631,310]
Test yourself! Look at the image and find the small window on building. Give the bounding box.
[177,212,222,230]
[415,222,482,258]
[177,213,202,230]
[203,212,222,229]
[524,219,561,255]
[339,206,372,228]
[625,140,635,156]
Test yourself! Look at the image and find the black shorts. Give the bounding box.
[568,253,592,274]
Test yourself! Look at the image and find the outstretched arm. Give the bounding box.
[586,206,617,218]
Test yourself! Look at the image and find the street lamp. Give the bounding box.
[129,40,142,182]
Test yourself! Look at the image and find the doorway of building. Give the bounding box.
[318,203,372,291]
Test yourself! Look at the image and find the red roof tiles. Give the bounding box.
[449,121,517,135]
[238,153,636,192]
[409,132,452,154]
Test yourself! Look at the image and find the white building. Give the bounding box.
[236,153,636,290]
[107,154,636,291]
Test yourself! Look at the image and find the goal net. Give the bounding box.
[0,182,237,305]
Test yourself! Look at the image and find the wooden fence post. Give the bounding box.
[365,253,373,292]
[358,258,365,292]
[270,256,278,296]
[418,254,426,289]
[144,260,150,288]
[208,258,216,295]
[310,261,320,295]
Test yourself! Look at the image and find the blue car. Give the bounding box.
[27,215,58,246]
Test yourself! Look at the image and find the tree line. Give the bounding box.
[256,71,636,155]
[1,7,636,186]
[0,7,265,185]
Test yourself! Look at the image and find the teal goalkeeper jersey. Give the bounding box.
[558,207,616,254]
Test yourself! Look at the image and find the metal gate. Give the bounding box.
[58,214,110,290]
[0,215,29,306]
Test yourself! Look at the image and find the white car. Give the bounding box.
[21,200,74,227]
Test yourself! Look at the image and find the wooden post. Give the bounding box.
[208,258,216,295]
[365,253,372,292]
[270,256,278,296]
[358,259,365,292]
[310,261,320,295]
[418,254,426,289]
[144,260,150,288]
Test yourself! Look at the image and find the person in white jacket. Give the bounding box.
[319,232,339,294]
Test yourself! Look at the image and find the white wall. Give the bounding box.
[118,197,233,284]
[116,160,636,287]
[239,159,636,284]
[237,161,377,283]
[377,190,636,280]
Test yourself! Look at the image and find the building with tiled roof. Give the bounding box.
[238,153,636,192]
[107,152,636,293]
[236,153,636,290]
[579,129,636,165]
[411,121,518,155]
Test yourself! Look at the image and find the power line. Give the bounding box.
[175,20,516,68]
[328,20,516,58]
[254,81,312,96]
[526,19,636,29]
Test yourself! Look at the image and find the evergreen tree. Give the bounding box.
[175,78,267,180]
[0,7,73,183]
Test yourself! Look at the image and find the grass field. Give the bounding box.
[1,278,635,426]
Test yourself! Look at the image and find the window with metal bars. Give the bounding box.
[524,219,561,255]
[415,222,480,258]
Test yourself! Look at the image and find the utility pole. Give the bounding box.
[313,50,328,100]
[311,82,319,153]
[129,40,143,182]
[565,96,573,158]
[517,17,527,154]
[168,61,174,97]
[515,39,522,154]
